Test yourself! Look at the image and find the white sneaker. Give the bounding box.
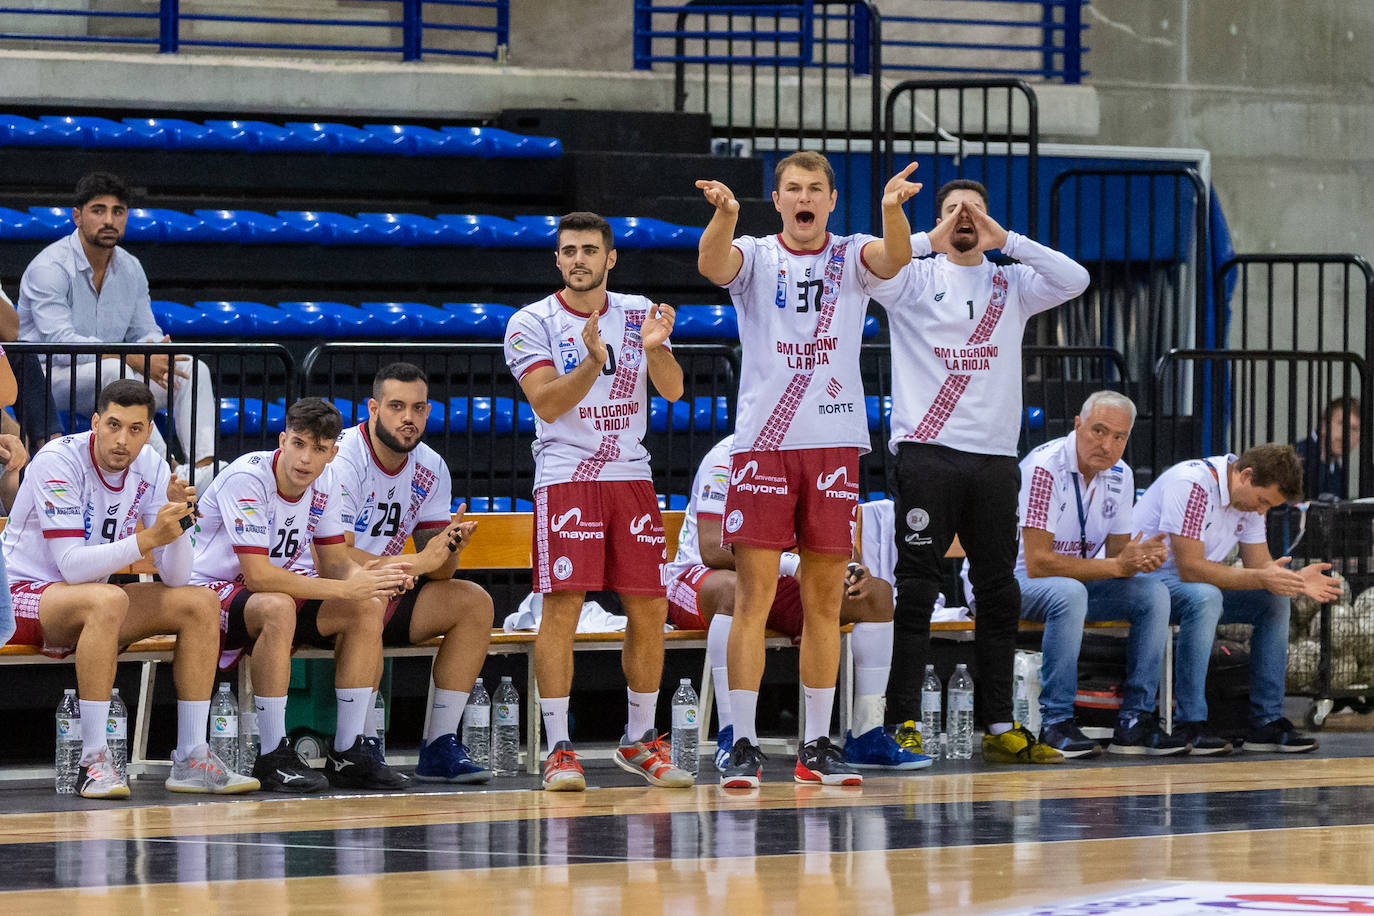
[77,747,130,799]
[165,744,260,794]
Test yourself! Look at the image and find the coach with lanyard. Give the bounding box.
[867,179,1089,765]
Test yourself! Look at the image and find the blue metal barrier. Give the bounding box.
[0,0,508,61]
[635,1,1085,83]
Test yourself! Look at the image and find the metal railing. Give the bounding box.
[880,0,1087,83]
[0,0,508,61]
[883,78,1038,235]
[6,341,296,473]
[1151,348,1370,498]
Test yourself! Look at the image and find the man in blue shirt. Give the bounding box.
[18,172,221,487]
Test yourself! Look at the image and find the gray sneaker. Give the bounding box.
[166,744,260,794]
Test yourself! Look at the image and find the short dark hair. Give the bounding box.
[935,179,989,213]
[1236,443,1304,502]
[557,211,613,251]
[284,397,343,443]
[95,379,156,419]
[372,362,428,400]
[74,172,131,209]
[773,151,836,193]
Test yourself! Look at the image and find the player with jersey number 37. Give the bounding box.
[695,153,922,788]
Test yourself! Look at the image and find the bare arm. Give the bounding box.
[518,311,608,423]
[1022,527,1164,581]
[695,179,744,286]
[0,296,18,341]
[1172,535,1304,594]
[0,354,16,410]
[641,303,683,402]
[859,163,921,280]
[238,547,409,602]
[697,515,735,570]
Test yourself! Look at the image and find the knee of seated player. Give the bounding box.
[77,583,131,633]
[1130,578,1173,627]
[1035,577,1090,624]
[177,585,222,630]
[247,593,297,647]
[841,577,894,623]
[334,597,386,640]
[1174,582,1223,627]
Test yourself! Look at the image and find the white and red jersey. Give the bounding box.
[723,233,878,454]
[504,290,663,489]
[331,423,453,557]
[1,432,173,584]
[668,434,734,580]
[1133,454,1266,576]
[189,449,347,586]
[1015,431,1135,576]
[868,232,1089,456]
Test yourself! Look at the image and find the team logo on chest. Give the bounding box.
[558,334,580,374]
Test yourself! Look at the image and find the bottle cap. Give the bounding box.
[680,678,691,685]
[112,688,120,696]
[501,675,512,682]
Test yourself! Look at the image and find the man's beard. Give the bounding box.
[951,231,978,253]
[564,268,605,291]
[374,421,420,454]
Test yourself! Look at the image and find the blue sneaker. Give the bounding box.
[414,733,492,784]
[843,726,933,770]
[714,724,735,772]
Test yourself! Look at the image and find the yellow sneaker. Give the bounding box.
[982,724,1065,764]
[892,720,924,755]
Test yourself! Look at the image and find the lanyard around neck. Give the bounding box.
[1070,472,1089,558]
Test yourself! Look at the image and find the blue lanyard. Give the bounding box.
[1070,472,1090,558]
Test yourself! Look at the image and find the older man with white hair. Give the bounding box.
[1012,391,1187,758]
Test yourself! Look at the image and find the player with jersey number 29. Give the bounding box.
[189,398,412,794]
[504,211,694,793]
[695,153,922,788]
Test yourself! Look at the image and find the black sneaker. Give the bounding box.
[720,737,767,789]
[1108,716,1189,756]
[794,736,863,786]
[253,737,329,793]
[1038,718,1102,759]
[325,735,411,789]
[1172,720,1233,756]
[1244,717,1318,753]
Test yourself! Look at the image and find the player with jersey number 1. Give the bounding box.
[503,211,694,792]
[695,153,923,788]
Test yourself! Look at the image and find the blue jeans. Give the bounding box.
[1148,571,1289,727]
[0,551,12,647]
[1017,574,1172,725]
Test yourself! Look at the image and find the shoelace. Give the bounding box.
[549,748,581,770]
[640,735,674,763]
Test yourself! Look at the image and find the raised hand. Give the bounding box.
[0,433,27,473]
[881,163,922,209]
[695,179,739,214]
[640,303,675,351]
[581,310,608,367]
[966,201,1009,251]
[1258,556,1307,597]
[167,473,196,505]
[1298,561,1345,603]
[926,201,962,254]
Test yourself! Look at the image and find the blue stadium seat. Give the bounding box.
[127,117,247,151]
[511,215,558,247]
[435,214,528,247]
[185,301,247,336]
[135,208,215,243]
[41,115,164,150]
[657,494,689,510]
[473,127,562,159]
[351,302,412,336]
[420,399,448,434]
[362,124,455,156]
[355,213,454,246]
[693,396,730,429]
[283,121,392,154]
[269,211,336,244]
[26,206,73,236]
[227,397,288,435]
[862,314,881,338]
[672,305,738,339]
[194,209,290,244]
[217,398,242,435]
[0,114,71,147]
[151,300,203,337]
[122,209,167,243]
[0,207,54,240]
[359,302,463,335]
[462,496,534,513]
[330,398,369,425]
[1024,406,1044,429]
[608,216,701,249]
[256,302,329,336]
[277,211,402,245]
[650,398,692,433]
[204,120,329,153]
[440,303,516,338]
[195,301,293,336]
[430,126,487,156]
[865,395,892,431]
[279,301,373,337]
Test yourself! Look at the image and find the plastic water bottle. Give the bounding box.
[373,691,387,759]
[1013,650,1043,734]
[55,689,81,795]
[462,678,491,767]
[238,695,259,776]
[491,676,520,777]
[1012,653,1030,728]
[921,664,943,761]
[670,678,699,776]
[209,682,239,771]
[107,689,128,780]
[947,664,975,760]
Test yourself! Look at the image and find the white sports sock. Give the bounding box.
[852,695,886,737]
[541,696,570,752]
[850,621,893,697]
[729,689,758,746]
[803,686,836,745]
[426,688,469,744]
[707,615,734,728]
[78,699,109,758]
[989,721,1013,736]
[256,695,288,753]
[334,687,373,752]
[626,689,658,742]
[177,699,210,758]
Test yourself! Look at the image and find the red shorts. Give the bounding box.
[8,581,69,658]
[533,480,666,596]
[722,447,859,555]
[665,564,804,637]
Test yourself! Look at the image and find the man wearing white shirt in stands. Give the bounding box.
[17,171,220,486]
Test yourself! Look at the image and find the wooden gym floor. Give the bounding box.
[0,729,1372,913]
